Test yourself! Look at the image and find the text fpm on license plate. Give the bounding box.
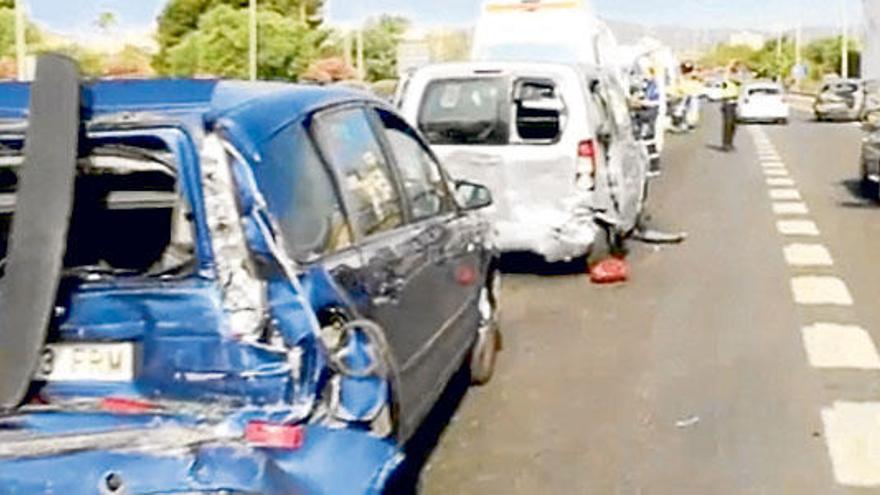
[34,343,136,382]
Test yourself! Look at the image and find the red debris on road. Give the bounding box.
[589,258,630,284]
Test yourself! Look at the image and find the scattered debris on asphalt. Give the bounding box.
[675,416,701,429]
[634,228,689,245]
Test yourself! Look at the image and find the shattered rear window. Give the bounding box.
[418,77,511,146]
[0,133,194,280]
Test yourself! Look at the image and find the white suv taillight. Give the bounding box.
[576,139,597,189]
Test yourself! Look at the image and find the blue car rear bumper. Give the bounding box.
[0,413,402,495]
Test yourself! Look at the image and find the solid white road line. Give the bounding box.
[784,244,834,267]
[767,177,796,187]
[773,202,809,215]
[777,220,820,236]
[770,189,802,201]
[822,402,880,487]
[802,324,880,370]
[790,276,854,306]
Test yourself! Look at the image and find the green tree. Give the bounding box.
[804,36,861,79]
[165,4,324,80]
[699,43,757,70]
[747,38,796,81]
[96,11,118,33]
[154,0,324,74]
[0,5,41,60]
[361,15,409,81]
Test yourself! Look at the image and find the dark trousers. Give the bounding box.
[721,100,737,150]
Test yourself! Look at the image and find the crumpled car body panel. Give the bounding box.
[435,146,598,262]
[0,412,401,495]
[0,80,417,494]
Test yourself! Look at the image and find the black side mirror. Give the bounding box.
[455,180,492,211]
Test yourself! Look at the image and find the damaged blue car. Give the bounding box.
[0,55,500,494]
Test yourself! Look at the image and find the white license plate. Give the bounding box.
[34,343,136,382]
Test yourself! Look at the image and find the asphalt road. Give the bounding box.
[415,102,880,494]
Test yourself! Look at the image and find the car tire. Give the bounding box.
[862,173,880,201]
[469,270,501,385]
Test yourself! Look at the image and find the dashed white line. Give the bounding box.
[790,276,854,306]
[770,189,802,201]
[764,169,789,177]
[762,161,786,168]
[767,177,796,187]
[784,243,834,267]
[802,324,880,370]
[821,402,880,487]
[773,202,809,215]
[777,220,820,236]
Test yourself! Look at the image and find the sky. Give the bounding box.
[20,0,866,37]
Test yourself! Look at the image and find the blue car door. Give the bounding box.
[311,104,481,441]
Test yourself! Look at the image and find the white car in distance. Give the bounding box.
[737,82,790,125]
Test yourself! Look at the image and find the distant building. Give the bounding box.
[728,31,765,50]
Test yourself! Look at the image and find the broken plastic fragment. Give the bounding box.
[676,416,700,428]
[589,258,629,284]
[633,228,688,245]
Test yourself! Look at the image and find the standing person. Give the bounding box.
[639,69,663,175]
[720,78,739,151]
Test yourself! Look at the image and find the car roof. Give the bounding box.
[0,79,371,136]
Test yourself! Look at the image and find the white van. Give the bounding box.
[398,61,647,262]
[471,0,619,69]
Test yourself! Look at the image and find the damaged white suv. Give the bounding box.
[398,61,648,262]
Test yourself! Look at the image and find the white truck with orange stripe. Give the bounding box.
[471,0,619,69]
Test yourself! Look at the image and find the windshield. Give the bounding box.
[418,77,510,146]
[748,87,781,97]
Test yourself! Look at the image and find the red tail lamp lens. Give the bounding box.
[100,397,160,414]
[245,421,305,450]
[578,139,596,159]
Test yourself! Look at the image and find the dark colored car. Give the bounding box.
[860,107,880,200]
[0,55,500,494]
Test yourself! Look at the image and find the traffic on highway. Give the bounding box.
[0,0,877,493]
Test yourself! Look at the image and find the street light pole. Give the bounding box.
[14,0,26,81]
[249,0,257,81]
[841,0,850,78]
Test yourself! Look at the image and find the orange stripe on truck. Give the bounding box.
[485,1,583,12]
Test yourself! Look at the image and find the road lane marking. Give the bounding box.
[765,169,789,177]
[770,189,802,200]
[821,402,880,486]
[773,202,809,215]
[790,276,854,306]
[784,244,834,266]
[762,161,785,168]
[777,219,820,236]
[767,177,796,187]
[802,324,880,370]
